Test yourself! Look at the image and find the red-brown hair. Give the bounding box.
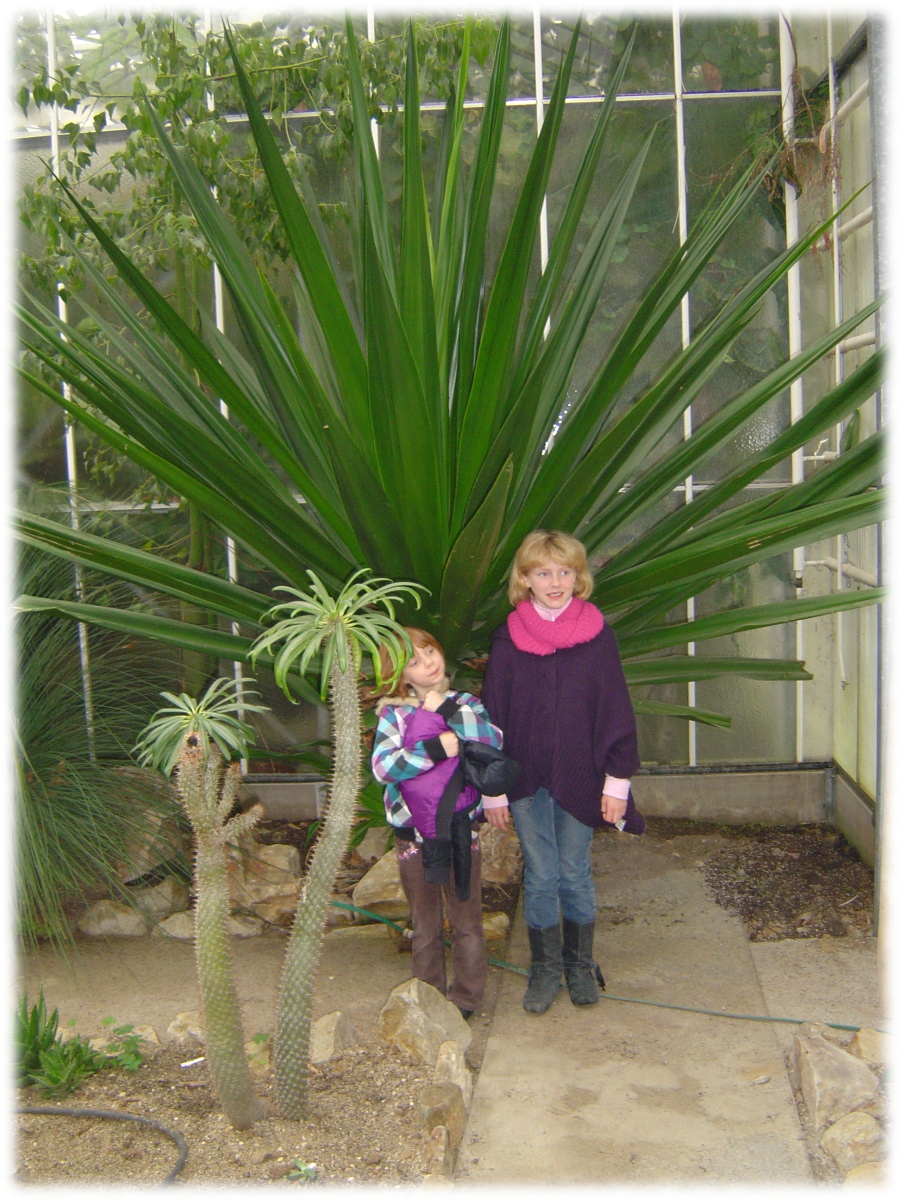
[376,626,446,702]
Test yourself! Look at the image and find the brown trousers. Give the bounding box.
[396,836,488,1011]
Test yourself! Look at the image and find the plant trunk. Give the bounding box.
[179,747,265,1129]
[274,655,362,1120]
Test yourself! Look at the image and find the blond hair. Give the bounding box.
[376,626,448,704]
[508,530,594,606]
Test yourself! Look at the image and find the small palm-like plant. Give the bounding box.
[250,569,424,1120]
[133,676,267,776]
[135,676,269,1129]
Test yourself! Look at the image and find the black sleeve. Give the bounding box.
[423,735,448,762]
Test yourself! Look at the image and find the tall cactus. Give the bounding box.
[134,677,269,1129]
[176,740,266,1129]
[250,569,423,1120]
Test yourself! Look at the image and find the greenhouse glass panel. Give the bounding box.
[680,14,780,94]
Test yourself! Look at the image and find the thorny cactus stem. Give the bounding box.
[176,737,265,1130]
[274,650,362,1119]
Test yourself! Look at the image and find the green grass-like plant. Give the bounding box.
[15,538,184,951]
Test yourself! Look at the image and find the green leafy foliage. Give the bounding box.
[16,992,146,1095]
[134,676,269,775]
[16,989,59,1083]
[25,1037,105,1096]
[287,1158,319,1183]
[250,569,426,700]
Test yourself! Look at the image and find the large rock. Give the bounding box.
[843,1160,885,1183]
[433,1039,472,1109]
[152,911,194,940]
[820,1111,884,1173]
[227,914,264,937]
[795,1025,880,1129]
[129,875,190,918]
[227,838,301,907]
[78,899,148,937]
[352,849,410,920]
[310,1012,360,1064]
[353,826,390,865]
[847,1027,887,1068]
[478,824,522,885]
[417,1081,468,1149]
[422,1124,454,1178]
[377,979,472,1065]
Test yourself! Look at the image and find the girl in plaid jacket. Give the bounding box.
[372,626,503,1019]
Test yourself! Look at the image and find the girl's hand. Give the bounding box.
[484,805,511,831]
[439,730,459,757]
[422,689,445,712]
[601,793,627,825]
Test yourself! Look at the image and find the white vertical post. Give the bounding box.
[205,7,249,764]
[779,10,806,762]
[672,7,697,765]
[825,16,848,695]
[48,11,96,757]
[533,4,549,274]
[367,5,379,158]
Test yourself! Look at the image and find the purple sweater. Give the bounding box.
[480,621,642,830]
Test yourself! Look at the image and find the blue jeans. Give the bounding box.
[511,788,596,928]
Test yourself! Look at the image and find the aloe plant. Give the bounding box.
[249,569,423,1120]
[14,17,884,733]
[135,678,269,1129]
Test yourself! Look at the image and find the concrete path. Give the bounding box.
[456,825,885,1187]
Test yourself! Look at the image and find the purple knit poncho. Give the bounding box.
[480,620,643,831]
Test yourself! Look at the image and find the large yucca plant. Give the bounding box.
[14,17,884,732]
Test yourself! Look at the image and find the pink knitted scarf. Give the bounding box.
[507,595,604,656]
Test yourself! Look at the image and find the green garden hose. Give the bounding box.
[330,899,867,1034]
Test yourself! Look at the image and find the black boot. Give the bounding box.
[562,918,605,1005]
[523,924,563,1013]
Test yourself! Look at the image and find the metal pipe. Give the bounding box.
[780,11,806,763]
[837,331,877,354]
[807,557,879,588]
[47,12,96,759]
[818,77,869,153]
[367,6,379,158]
[671,5,698,766]
[838,205,873,241]
[533,4,550,278]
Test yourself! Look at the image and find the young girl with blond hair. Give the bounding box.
[480,530,643,1013]
[371,627,503,1019]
